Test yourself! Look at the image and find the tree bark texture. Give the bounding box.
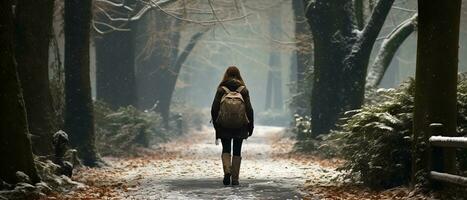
[65,0,100,166]
[412,0,461,185]
[341,0,395,111]
[0,1,40,183]
[306,0,355,135]
[15,0,56,156]
[306,0,395,135]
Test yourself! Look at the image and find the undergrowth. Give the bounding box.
[293,75,467,190]
[94,101,167,157]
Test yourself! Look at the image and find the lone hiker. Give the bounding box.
[211,66,254,186]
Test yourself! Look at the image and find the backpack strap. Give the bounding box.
[221,86,231,93]
[236,86,245,93]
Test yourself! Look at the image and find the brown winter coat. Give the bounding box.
[211,79,254,139]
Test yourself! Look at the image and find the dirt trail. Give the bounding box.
[59,126,340,199]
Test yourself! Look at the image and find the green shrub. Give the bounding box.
[94,101,167,157]
[337,81,415,189]
[292,114,312,140]
[93,100,208,157]
[331,75,467,189]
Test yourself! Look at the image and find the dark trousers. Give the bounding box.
[221,138,243,156]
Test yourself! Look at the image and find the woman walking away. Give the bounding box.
[211,66,254,186]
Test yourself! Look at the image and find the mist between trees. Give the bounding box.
[2,0,467,199]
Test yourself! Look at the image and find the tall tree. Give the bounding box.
[291,0,312,116]
[136,11,206,125]
[136,10,175,114]
[305,0,395,135]
[0,1,40,183]
[95,0,137,109]
[411,0,461,185]
[366,14,417,88]
[265,7,284,111]
[65,0,100,166]
[95,27,136,109]
[15,0,56,156]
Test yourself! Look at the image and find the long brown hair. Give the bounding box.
[219,66,245,87]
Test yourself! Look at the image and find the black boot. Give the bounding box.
[221,153,231,185]
[231,156,241,185]
[223,173,231,185]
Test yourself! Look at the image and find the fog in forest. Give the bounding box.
[3,0,467,199]
[81,0,467,126]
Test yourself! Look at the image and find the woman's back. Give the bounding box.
[210,66,254,186]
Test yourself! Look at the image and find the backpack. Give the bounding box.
[216,86,249,129]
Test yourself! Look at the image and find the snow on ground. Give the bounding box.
[53,126,341,199]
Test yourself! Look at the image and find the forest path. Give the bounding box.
[62,126,340,199]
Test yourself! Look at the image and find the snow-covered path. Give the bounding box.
[62,126,339,199]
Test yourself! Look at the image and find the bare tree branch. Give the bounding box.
[366,14,417,88]
[238,0,296,45]
[208,0,230,35]
[95,0,134,11]
[93,20,130,34]
[392,6,416,13]
[148,0,251,26]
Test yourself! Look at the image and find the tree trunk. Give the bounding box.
[136,11,204,125]
[15,0,56,156]
[272,58,283,110]
[64,0,100,167]
[306,0,395,135]
[306,0,355,135]
[354,0,365,30]
[95,27,136,109]
[291,0,312,116]
[95,0,138,109]
[135,10,173,113]
[379,50,400,88]
[265,69,273,110]
[292,0,312,83]
[412,0,461,185]
[366,14,417,88]
[341,0,395,111]
[154,18,182,125]
[0,1,40,183]
[265,7,283,111]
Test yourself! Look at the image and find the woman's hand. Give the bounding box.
[248,124,254,136]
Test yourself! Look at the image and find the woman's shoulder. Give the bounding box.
[239,86,249,95]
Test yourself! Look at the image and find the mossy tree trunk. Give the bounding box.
[64,0,100,167]
[0,1,40,183]
[15,0,56,156]
[412,0,461,186]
